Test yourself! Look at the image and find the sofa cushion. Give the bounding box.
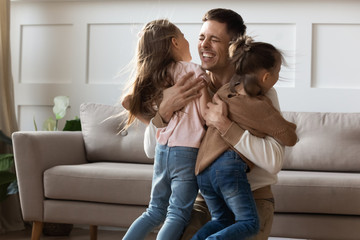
[80,103,153,164]
[44,162,152,205]
[273,170,360,215]
[282,112,360,172]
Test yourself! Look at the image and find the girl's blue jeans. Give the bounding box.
[191,150,259,240]
[123,144,199,240]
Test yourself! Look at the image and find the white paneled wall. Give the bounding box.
[10,0,360,130]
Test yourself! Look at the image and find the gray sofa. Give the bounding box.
[12,103,360,240]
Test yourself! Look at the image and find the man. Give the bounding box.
[145,8,285,240]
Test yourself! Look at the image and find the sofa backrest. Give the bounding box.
[282,112,360,172]
[80,104,359,171]
[80,103,153,164]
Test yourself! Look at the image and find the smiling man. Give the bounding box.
[198,19,236,90]
[146,8,285,240]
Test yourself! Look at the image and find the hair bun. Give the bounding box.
[229,35,253,58]
[244,36,253,51]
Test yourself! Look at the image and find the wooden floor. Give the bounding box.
[0,226,302,240]
[0,227,157,240]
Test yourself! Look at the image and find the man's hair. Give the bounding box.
[202,8,247,41]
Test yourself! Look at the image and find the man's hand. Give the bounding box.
[158,71,206,123]
[204,94,232,135]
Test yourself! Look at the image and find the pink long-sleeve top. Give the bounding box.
[156,61,208,148]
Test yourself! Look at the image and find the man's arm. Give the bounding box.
[143,72,206,157]
[204,88,285,174]
[143,120,157,158]
[122,94,151,125]
[222,124,284,174]
[122,94,156,158]
[155,72,207,125]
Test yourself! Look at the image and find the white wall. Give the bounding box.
[10,0,360,130]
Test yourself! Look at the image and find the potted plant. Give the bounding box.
[0,130,18,202]
[38,96,81,236]
[1,96,82,236]
[1,96,80,202]
[33,96,81,236]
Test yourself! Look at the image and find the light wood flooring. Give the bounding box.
[0,227,156,240]
[1,226,303,240]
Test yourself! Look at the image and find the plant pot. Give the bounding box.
[42,222,73,236]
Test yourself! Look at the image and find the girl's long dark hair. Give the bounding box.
[124,19,179,129]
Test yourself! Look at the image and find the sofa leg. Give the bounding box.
[31,221,43,240]
[90,225,98,240]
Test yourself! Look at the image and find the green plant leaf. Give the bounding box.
[0,179,17,202]
[0,171,16,185]
[0,183,10,202]
[53,96,69,120]
[33,116,38,131]
[0,154,14,171]
[63,119,82,131]
[0,130,12,145]
[42,117,56,131]
[0,171,17,201]
[0,132,16,202]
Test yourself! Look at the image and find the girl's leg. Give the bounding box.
[156,147,199,240]
[190,214,233,240]
[207,151,259,240]
[190,161,234,240]
[123,144,171,240]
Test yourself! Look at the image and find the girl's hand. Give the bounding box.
[204,94,232,134]
[158,71,206,123]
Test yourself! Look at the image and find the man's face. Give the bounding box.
[198,20,232,74]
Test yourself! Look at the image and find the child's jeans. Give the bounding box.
[191,150,259,240]
[123,144,199,240]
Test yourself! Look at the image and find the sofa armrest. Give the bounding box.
[12,131,87,222]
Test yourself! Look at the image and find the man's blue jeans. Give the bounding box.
[123,144,199,240]
[191,150,259,240]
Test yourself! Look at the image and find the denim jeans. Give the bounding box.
[123,144,199,240]
[191,150,259,240]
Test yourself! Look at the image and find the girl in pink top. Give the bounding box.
[122,19,210,240]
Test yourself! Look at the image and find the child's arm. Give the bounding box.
[121,94,131,110]
[259,96,298,147]
[267,116,298,147]
[199,81,211,120]
[231,97,298,147]
[121,94,151,125]
[206,90,285,174]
